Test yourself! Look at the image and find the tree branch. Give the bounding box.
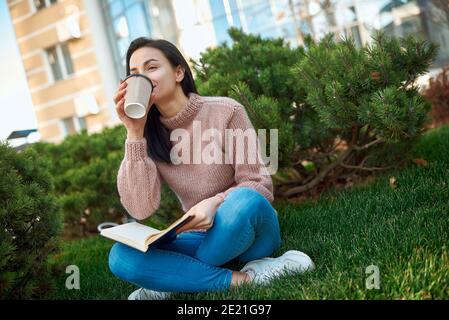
[282,126,361,197]
[353,138,384,151]
[340,163,394,171]
[282,147,353,197]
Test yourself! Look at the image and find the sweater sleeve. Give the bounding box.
[117,137,162,220]
[215,103,274,203]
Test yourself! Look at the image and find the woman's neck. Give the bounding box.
[157,87,189,118]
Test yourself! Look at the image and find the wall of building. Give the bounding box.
[8,0,113,143]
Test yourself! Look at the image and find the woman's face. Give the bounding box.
[129,46,185,104]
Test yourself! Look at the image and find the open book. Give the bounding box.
[100,214,194,252]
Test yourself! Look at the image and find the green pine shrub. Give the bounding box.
[0,142,62,299]
[193,28,438,198]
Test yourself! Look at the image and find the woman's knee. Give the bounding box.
[108,243,123,276]
[223,187,273,221]
[108,243,135,282]
[227,187,262,200]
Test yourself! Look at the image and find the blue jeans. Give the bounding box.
[108,187,281,293]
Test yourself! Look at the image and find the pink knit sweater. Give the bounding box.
[117,92,273,220]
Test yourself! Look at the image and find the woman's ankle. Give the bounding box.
[230,271,251,288]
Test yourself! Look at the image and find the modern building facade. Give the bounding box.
[8,0,116,143]
[7,0,449,143]
[302,0,449,67]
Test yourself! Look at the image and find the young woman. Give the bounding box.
[109,37,315,300]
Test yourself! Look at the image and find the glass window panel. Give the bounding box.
[125,3,151,38]
[113,15,129,38]
[118,38,129,60]
[61,43,74,75]
[78,117,87,131]
[228,0,241,28]
[401,16,423,36]
[46,46,63,81]
[63,118,77,135]
[351,25,362,48]
[109,0,124,18]
[209,0,230,45]
[123,0,140,8]
[243,0,275,35]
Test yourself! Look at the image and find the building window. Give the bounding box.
[34,0,57,11]
[62,117,77,136]
[78,117,87,131]
[61,117,87,138]
[102,0,153,78]
[45,43,74,82]
[350,25,362,48]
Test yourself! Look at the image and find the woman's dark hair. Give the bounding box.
[125,37,197,163]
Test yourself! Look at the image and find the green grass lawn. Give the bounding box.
[46,125,449,300]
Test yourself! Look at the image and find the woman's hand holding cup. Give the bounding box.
[114,78,155,141]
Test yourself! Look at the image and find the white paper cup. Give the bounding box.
[124,74,153,119]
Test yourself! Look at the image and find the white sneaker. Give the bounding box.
[128,288,171,300]
[240,250,315,285]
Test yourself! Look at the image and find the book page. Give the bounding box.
[100,215,195,252]
[101,222,161,251]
